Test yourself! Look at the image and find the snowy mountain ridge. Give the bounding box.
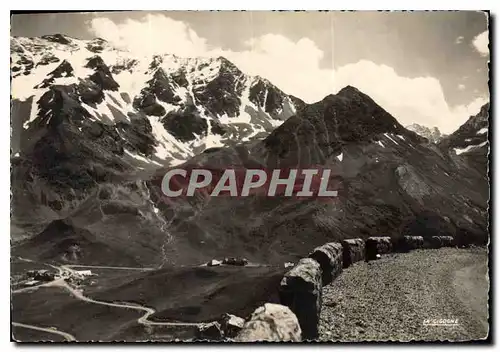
[405,123,446,144]
[439,103,489,157]
[11,34,302,167]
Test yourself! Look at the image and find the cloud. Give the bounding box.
[458,84,466,90]
[88,14,488,134]
[455,36,464,44]
[472,31,489,56]
[217,35,334,102]
[332,60,487,133]
[88,15,208,57]
[450,96,489,124]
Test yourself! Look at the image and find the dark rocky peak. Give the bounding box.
[261,86,423,167]
[35,60,74,88]
[133,94,166,117]
[85,55,119,91]
[133,68,176,116]
[449,103,488,138]
[336,85,363,97]
[51,60,74,76]
[85,55,110,72]
[192,58,245,118]
[77,79,105,106]
[479,102,490,118]
[146,68,181,104]
[289,95,307,113]
[161,105,208,143]
[216,56,243,76]
[249,79,267,105]
[41,34,72,45]
[439,103,489,152]
[249,78,291,116]
[171,68,189,88]
[319,85,374,106]
[93,37,108,44]
[11,38,25,54]
[36,53,61,67]
[468,103,490,127]
[32,84,92,128]
[12,54,34,77]
[149,55,164,71]
[312,85,413,140]
[86,38,109,53]
[111,58,138,75]
[151,67,169,82]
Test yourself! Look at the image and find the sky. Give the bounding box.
[11,11,490,133]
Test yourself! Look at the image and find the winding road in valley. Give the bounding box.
[12,260,204,341]
[12,322,76,342]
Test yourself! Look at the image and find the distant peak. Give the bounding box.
[149,55,164,71]
[319,86,371,105]
[216,56,231,64]
[85,55,107,70]
[40,34,72,45]
[152,67,168,79]
[479,103,490,116]
[216,56,241,73]
[337,85,363,97]
[91,37,108,43]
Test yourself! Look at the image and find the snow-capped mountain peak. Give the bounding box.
[439,103,489,157]
[405,123,446,143]
[11,34,304,167]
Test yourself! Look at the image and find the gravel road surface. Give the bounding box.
[319,247,489,341]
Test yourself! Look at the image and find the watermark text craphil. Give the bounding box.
[161,167,341,198]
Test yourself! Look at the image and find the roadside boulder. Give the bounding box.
[427,235,455,249]
[308,242,343,285]
[394,235,424,252]
[235,303,301,342]
[341,238,365,268]
[195,321,223,341]
[439,236,455,247]
[218,313,245,338]
[207,259,222,267]
[279,258,322,340]
[222,257,249,266]
[365,237,392,261]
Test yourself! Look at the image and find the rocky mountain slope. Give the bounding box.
[11,34,302,164]
[11,35,490,268]
[141,86,488,266]
[405,123,446,143]
[439,103,489,156]
[10,34,302,249]
[438,103,490,189]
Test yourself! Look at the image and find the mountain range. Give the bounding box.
[11,34,489,268]
[405,124,446,143]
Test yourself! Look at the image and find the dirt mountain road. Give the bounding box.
[319,247,489,341]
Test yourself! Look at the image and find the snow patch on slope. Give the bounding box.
[147,116,192,162]
[383,133,399,145]
[454,141,488,155]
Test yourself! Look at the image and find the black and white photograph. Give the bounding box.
[9,10,491,342]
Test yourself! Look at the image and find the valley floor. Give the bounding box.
[319,247,489,341]
[11,247,489,342]
[10,258,284,342]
